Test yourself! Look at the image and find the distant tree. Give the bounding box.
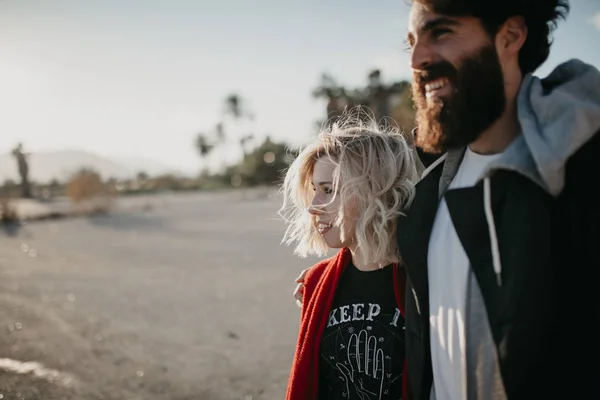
[225,93,243,119]
[11,143,32,198]
[2,179,16,190]
[149,174,184,192]
[312,69,441,168]
[215,122,225,142]
[0,179,18,205]
[312,73,355,124]
[313,69,413,127]
[239,134,255,157]
[136,171,149,182]
[195,133,215,158]
[194,93,281,180]
[229,136,294,187]
[223,93,256,158]
[47,178,62,197]
[195,92,255,166]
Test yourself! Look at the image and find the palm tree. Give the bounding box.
[390,81,416,131]
[215,122,225,142]
[195,133,214,158]
[239,134,255,157]
[223,93,256,158]
[11,143,32,198]
[225,93,243,119]
[312,73,354,124]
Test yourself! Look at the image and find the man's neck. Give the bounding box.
[470,72,523,155]
[469,101,520,155]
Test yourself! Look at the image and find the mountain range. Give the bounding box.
[0,150,186,183]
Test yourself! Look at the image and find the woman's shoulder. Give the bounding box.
[303,255,336,286]
[299,255,337,313]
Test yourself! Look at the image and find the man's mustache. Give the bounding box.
[413,62,457,90]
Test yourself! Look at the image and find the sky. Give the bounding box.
[1,0,599,175]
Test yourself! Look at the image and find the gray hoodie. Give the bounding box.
[433,59,600,400]
[486,58,600,196]
[437,59,600,198]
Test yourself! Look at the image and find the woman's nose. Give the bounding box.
[307,204,324,215]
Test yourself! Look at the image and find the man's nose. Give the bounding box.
[410,39,433,71]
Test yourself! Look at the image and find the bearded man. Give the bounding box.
[397,1,600,399]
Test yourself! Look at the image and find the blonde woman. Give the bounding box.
[279,111,419,400]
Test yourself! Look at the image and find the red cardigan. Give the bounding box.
[285,247,408,400]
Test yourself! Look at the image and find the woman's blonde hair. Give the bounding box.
[278,108,419,266]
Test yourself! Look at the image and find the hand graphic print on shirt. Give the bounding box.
[320,302,405,400]
[337,329,386,399]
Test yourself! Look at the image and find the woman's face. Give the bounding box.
[308,157,356,250]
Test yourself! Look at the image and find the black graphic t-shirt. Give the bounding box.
[318,262,405,400]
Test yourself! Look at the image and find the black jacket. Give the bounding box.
[397,60,600,400]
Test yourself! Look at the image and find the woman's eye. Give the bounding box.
[323,187,333,195]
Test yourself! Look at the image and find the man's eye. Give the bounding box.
[432,28,451,38]
[323,187,333,195]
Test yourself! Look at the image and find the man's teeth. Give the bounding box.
[425,79,447,92]
[318,223,331,229]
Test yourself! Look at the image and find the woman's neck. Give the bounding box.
[349,246,384,271]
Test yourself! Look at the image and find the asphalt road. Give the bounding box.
[0,191,323,400]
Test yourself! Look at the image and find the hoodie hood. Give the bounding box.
[429,59,600,288]
[483,59,600,196]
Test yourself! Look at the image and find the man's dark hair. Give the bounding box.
[410,0,570,74]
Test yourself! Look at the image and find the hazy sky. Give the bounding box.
[1,0,599,174]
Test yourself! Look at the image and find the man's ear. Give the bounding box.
[496,15,527,56]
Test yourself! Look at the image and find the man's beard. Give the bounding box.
[412,43,506,154]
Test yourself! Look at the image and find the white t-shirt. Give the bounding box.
[428,147,502,400]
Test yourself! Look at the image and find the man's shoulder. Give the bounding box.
[412,151,446,199]
[563,128,600,195]
[419,152,446,181]
[569,128,600,170]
